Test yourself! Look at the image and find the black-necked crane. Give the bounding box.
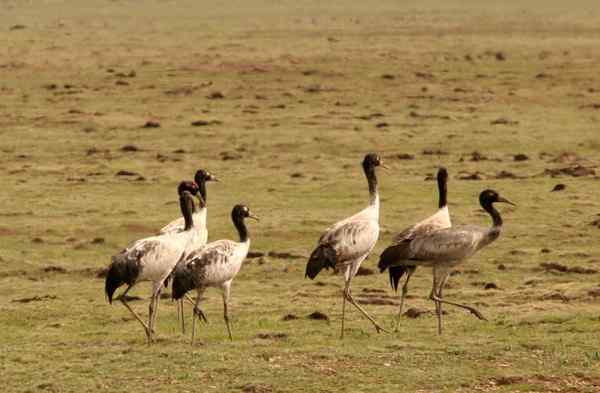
[171,204,258,344]
[159,170,219,332]
[105,190,196,343]
[378,189,514,334]
[305,153,388,338]
[386,167,451,331]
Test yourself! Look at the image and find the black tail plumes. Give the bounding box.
[105,255,141,304]
[171,262,196,300]
[388,266,407,292]
[378,240,414,291]
[305,244,337,279]
[378,240,411,272]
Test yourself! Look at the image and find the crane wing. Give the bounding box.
[184,240,237,268]
[408,227,485,262]
[319,219,379,263]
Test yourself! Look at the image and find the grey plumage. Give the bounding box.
[104,190,196,343]
[159,172,218,334]
[379,167,451,331]
[379,189,514,334]
[305,153,388,338]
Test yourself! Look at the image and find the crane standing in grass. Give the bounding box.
[159,170,219,332]
[305,153,388,338]
[105,190,197,343]
[379,189,514,334]
[386,167,451,331]
[171,204,259,344]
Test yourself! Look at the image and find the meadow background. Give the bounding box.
[1,0,600,391]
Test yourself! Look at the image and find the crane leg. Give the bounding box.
[429,267,486,335]
[191,294,201,346]
[185,294,207,321]
[430,266,448,335]
[431,294,487,321]
[178,300,185,334]
[153,289,162,331]
[222,282,233,341]
[340,264,389,337]
[147,284,162,343]
[345,287,389,334]
[147,295,156,343]
[118,286,153,341]
[190,289,208,345]
[434,289,442,335]
[436,273,450,334]
[341,281,348,339]
[177,294,198,335]
[394,268,415,332]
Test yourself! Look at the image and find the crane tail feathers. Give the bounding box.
[378,241,412,273]
[104,255,141,304]
[171,262,196,300]
[388,266,407,292]
[305,245,336,280]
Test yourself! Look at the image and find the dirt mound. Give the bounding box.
[355,267,374,276]
[142,121,160,128]
[404,308,427,318]
[247,251,265,259]
[240,383,273,393]
[191,119,222,127]
[43,266,67,274]
[495,170,523,179]
[12,294,56,303]
[458,171,485,180]
[307,311,329,321]
[543,165,595,177]
[256,332,287,340]
[357,297,396,306]
[539,262,597,274]
[514,154,529,161]
[491,117,518,125]
[551,152,581,164]
[267,251,305,260]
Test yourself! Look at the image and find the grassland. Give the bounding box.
[1,0,600,391]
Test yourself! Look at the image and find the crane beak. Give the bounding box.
[210,175,220,182]
[380,163,390,170]
[248,213,260,221]
[497,196,516,206]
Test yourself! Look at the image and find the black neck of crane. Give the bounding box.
[232,212,248,242]
[363,161,378,203]
[437,175,447,209]
[482,201,502,227]
[180,192,194,231]
[198,180,207,206]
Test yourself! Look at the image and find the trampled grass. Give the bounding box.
[1,1,600,391]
